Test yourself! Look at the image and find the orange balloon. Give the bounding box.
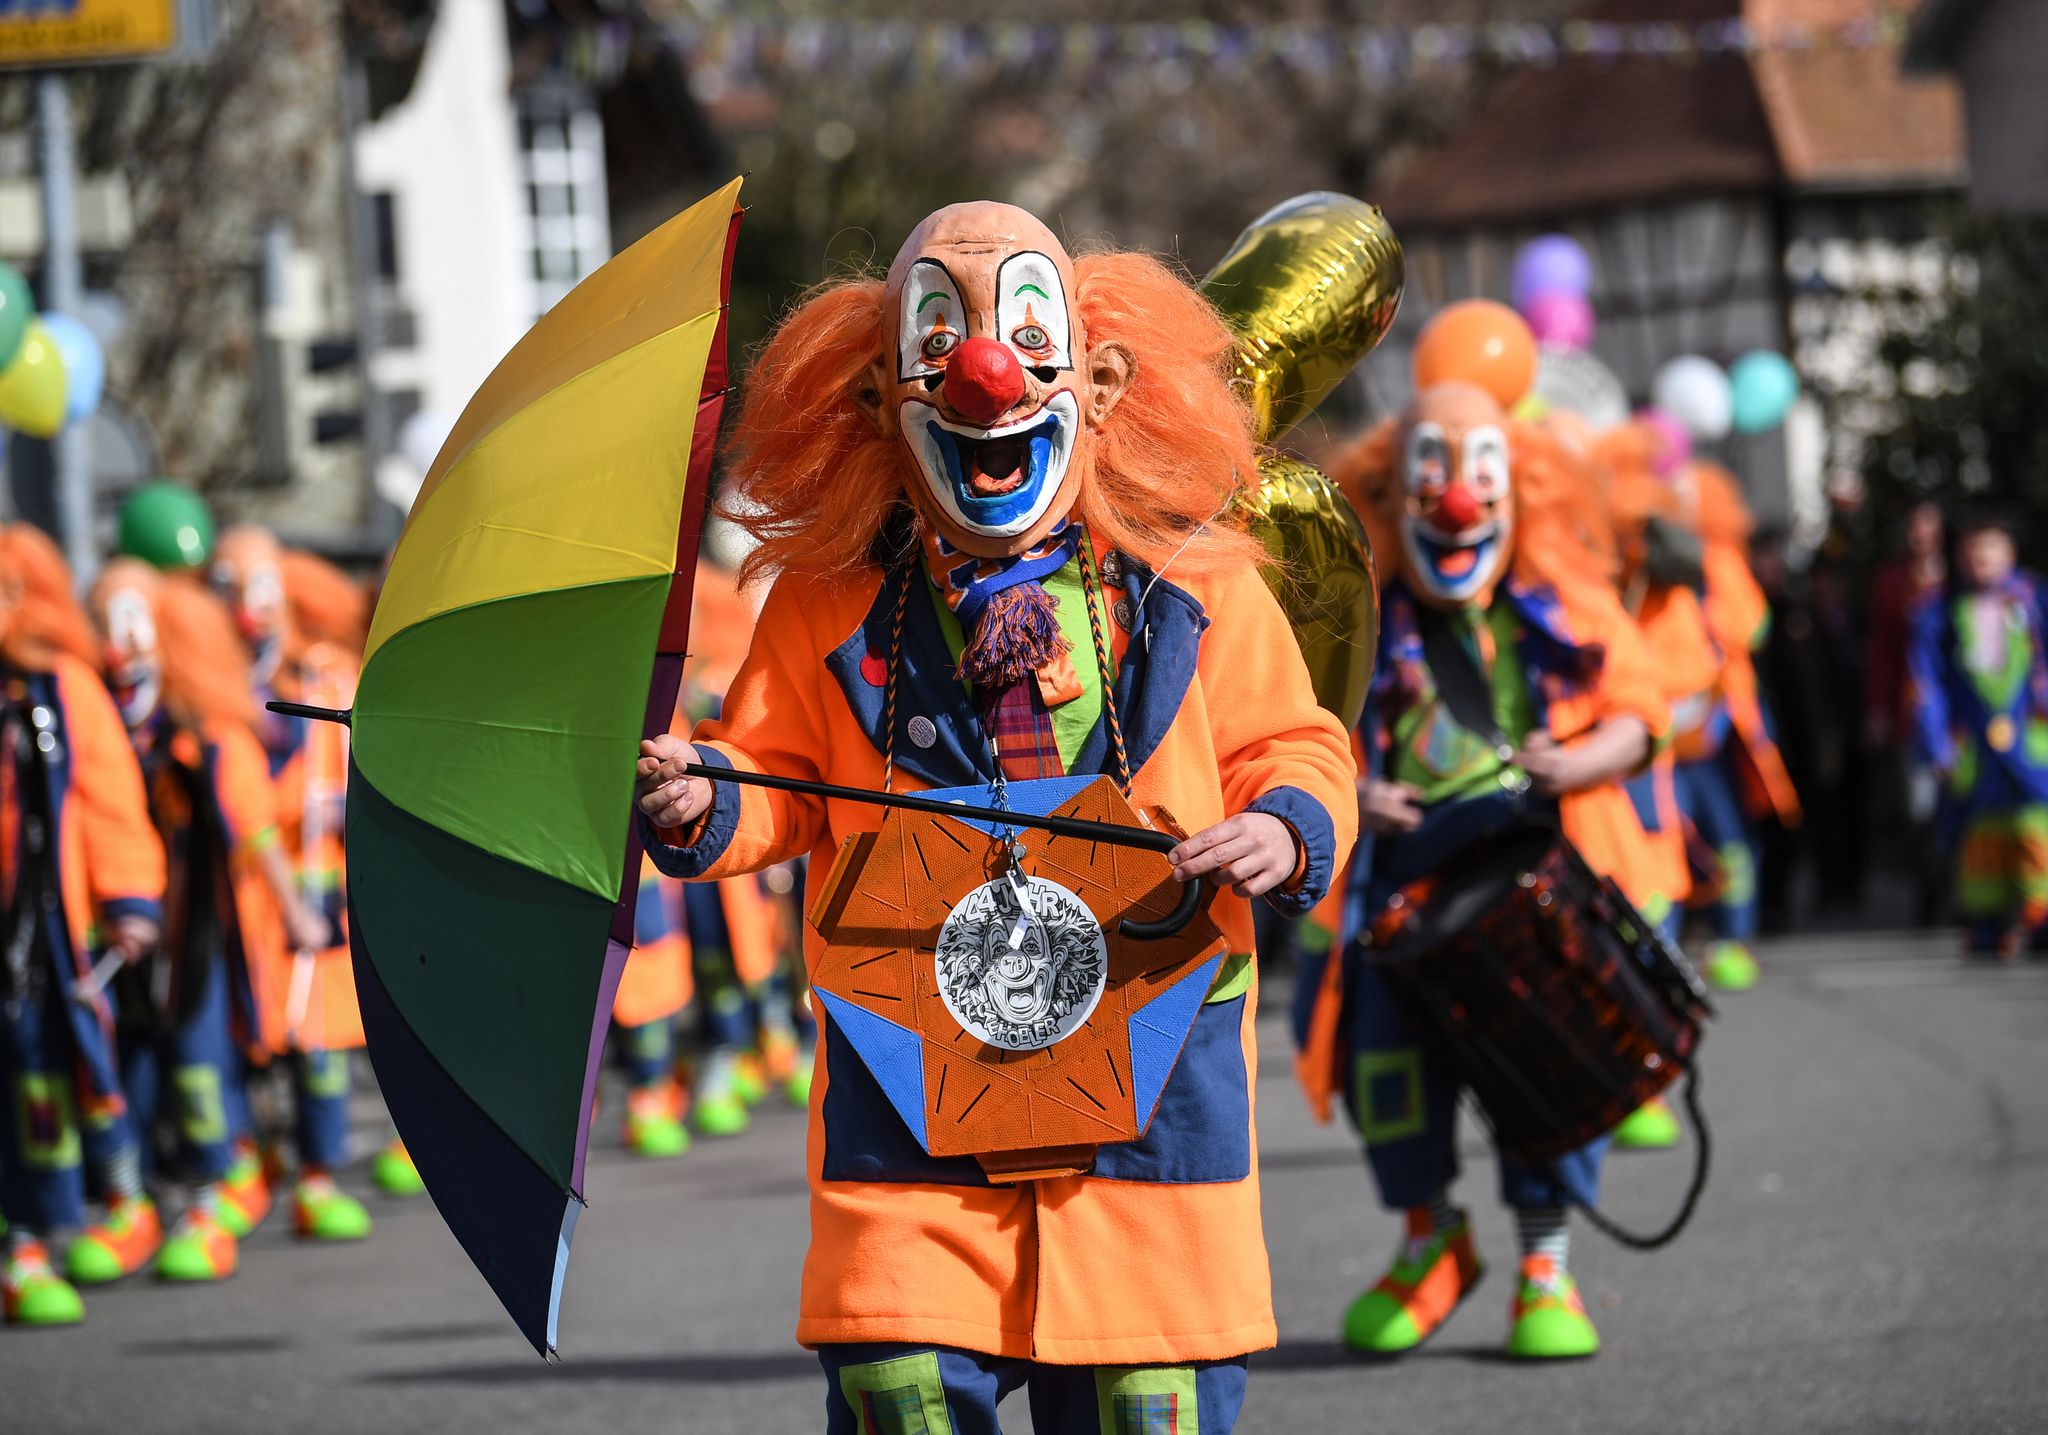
[1412,300,1538,408]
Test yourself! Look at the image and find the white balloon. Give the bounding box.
[1652,355,1734,442]
[1531,348,1630,429]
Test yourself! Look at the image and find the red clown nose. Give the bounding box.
[1431,482,1483,533]
[943,337,1026,428]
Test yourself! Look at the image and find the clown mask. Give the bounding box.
[862,202,1131,558]
[210,525,285,688]
[90,563,163,731]
[1396,383,1515,609]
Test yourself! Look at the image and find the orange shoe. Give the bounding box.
[1506,1254,1600,1358]
[622,1078,689,1159]
[214,1140,273,1239]
[154,1208,238,1283]
[65,1196,163,1284]
[1341,1208,1485,1355]
[760,1029,800,1085]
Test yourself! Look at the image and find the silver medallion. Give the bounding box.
[935,872,1108,1051]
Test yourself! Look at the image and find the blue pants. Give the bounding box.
[614,1018,676,1088]
[294,1049,351,1169]
[684,883,754,1051]
[0,972,92,1231]
[1674,751,1759,943]
[819,1343,1248,1434]
[120,953,248,1185]
[1342,942,1606,1211]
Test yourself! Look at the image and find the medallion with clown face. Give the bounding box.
[934,873,1108,1051]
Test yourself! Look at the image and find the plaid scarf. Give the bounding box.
[922,521,1081,781]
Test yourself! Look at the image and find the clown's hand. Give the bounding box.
[1169,812,1300,899]
[636,735,714,834]
[1360,779,1426,834]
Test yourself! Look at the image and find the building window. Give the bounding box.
[369,192,400,283]
[517,89,610,319]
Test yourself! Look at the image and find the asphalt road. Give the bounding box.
[8,929,2046,1434]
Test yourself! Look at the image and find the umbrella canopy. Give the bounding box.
[345,177,742,1357]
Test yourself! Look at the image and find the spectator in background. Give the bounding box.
[1908,511,2048,959]
[1865,501,1948,924]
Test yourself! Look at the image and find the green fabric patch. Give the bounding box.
[173,1065,227,1147]
[1353,1048,1427,1145]
[14,1074,80,1170]
[1205,949,1254,1004]
[1718,841,1757,907]
[1096,1364,1198,1434]
[2029,719,2048,768]
[348,765,615,1194]
[1388,597,1533,803]
[838,1350,954,1435]
[926,557,1111,772]
[301,1049,352,1100]
[353,575,670,902]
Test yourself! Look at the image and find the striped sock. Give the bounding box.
[103,1141,145,1202]
[1427,1190,1463,1235]
[1515,1205,1571,1270]
[193,1182,224,1219]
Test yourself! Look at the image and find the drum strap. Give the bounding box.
[1575,1064,1712,1251]
[1417,606,1508,751]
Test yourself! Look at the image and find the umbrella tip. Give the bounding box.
[264,700,353,728]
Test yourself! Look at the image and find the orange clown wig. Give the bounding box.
[722,252,1264,587]
[0,523,100,673]
[279,548,370,660]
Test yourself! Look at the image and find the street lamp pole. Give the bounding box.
[35,72,94,586]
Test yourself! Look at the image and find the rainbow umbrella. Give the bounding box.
[315,179,742,1357]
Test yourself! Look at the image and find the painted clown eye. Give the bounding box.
[1012,323,1051,353]
[920,329,958,362]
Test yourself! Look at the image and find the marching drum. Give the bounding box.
[1368,821,1713,1245]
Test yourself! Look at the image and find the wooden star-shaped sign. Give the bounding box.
[808,777,1228,1182]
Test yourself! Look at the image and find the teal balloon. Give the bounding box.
[1729,350,1799,433]
[0,262,30,371]
[40,314,103,424]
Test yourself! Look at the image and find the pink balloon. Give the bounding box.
[1636,408,1692,478]
[1522,290,1595,351]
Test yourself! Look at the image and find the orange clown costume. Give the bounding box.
[1667,462,1800,990]
[210,529,392,1230]
[85,562,323,1283]
[0,527,169,1326]
[632,204,1354,1428]
[610,557,794,1154]
[1297,325,1669,1363]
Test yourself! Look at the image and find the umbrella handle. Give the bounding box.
[676,762,1208,940]
[267,702,352,727]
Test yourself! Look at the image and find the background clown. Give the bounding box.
[633,201,1355,1432]
[1300,301,1669,1362]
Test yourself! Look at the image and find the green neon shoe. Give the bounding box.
[1703,940,1760,992]
[154,1208,238,1283]
[623,1080,690,1159]
[1612,1096,1681,1150]
[731,1052,768,1107]
[1341,1209,1484,1356]
[372,1140,426,1198]
[1506,1256,1600,1360]
[784,1061,814,1108]
[4,1241,85,1326]
[65,1195,163,1285]
[292,1174,372,1242]
[692,1092,750,1138]
[213,1142,273,1239]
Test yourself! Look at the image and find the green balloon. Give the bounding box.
[0,262,32,372]
[117,481,216,570]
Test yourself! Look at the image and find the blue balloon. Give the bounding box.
[1729,350,1799,434]
[40,313,104,426]
[1511,234,1593,310]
